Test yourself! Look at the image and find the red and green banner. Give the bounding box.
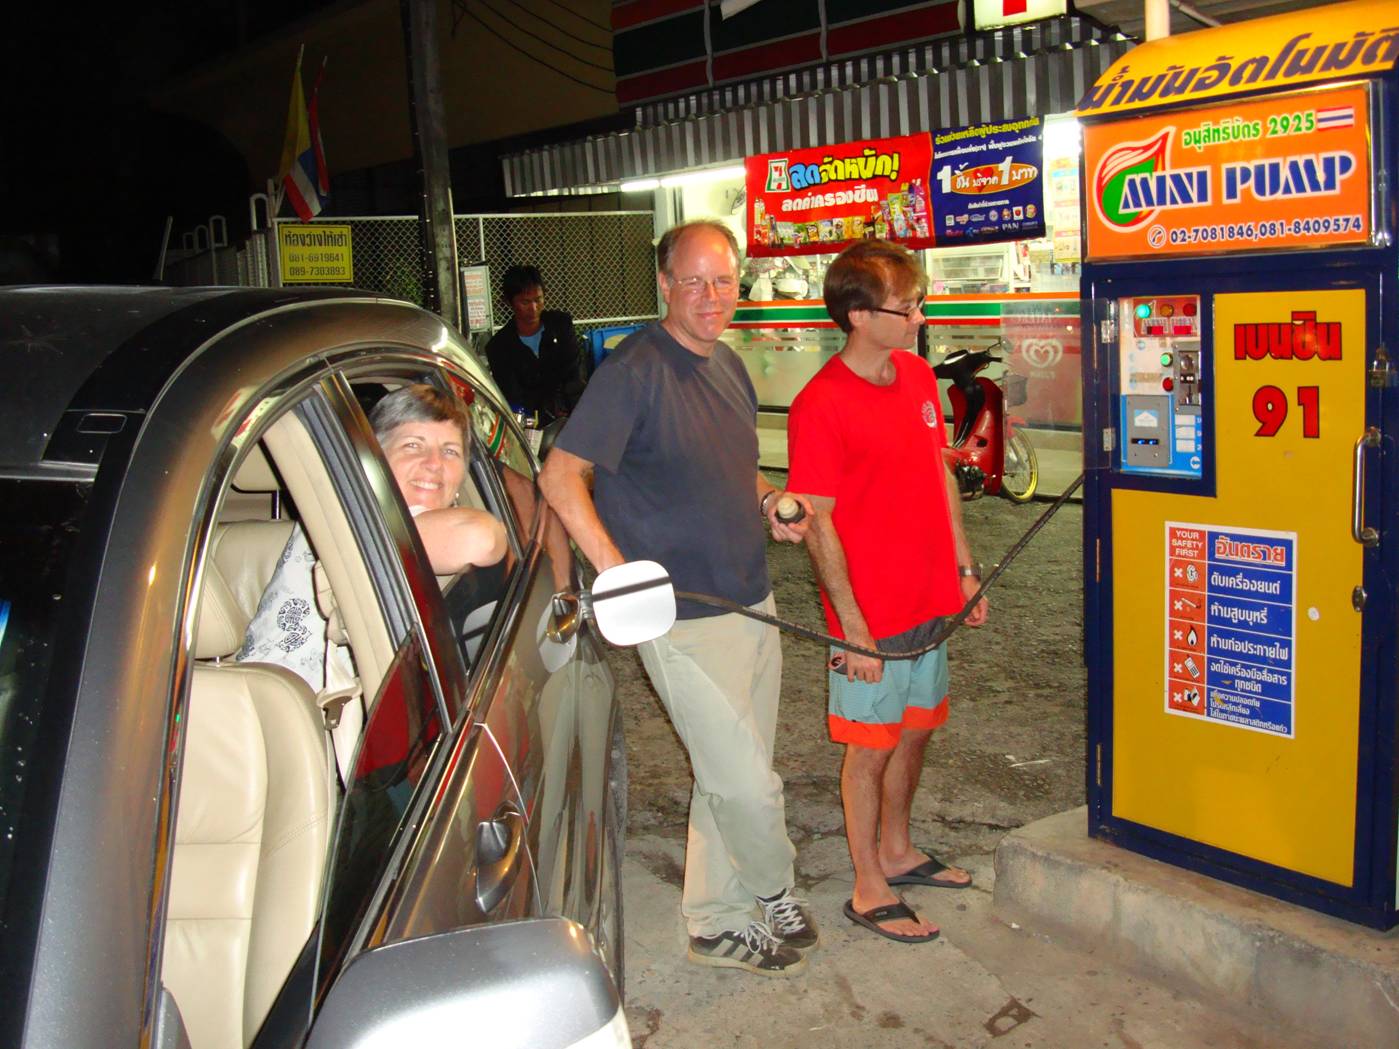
[746,133,936,257]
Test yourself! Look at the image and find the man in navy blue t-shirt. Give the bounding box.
[541,219,818,977]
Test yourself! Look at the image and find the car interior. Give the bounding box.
[167,373,537,1049]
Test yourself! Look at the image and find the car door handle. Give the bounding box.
[469,806,526,913]
[547,592,582,643]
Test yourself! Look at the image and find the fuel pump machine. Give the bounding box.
[1079,0,1399,928]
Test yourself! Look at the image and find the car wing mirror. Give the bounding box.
[586,560,675,646]
[306,918,629,1049]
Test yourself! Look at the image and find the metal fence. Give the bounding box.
[256,211,659,330]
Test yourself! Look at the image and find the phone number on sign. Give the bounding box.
[1156,214,1365,246]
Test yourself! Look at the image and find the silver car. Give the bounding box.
[0,287,630,1049]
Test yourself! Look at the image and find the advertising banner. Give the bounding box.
[931,117,1046,245]
[277,223,354,283]
[746,134,935,257]
[1084,83,1373,260]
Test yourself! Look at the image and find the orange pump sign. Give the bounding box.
[1084,84,1373,260]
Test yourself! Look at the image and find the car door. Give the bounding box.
[428,368,621,973]
[302,373,540,956]
[153,370,539,1049]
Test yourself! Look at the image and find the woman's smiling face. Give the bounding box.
[382,419,466,511]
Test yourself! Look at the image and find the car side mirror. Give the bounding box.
[587,560,676,646]
[306,918,629,1049]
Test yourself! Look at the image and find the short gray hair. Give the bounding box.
[369,384,470,445]
[656,219,740,277]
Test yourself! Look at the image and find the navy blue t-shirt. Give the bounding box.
[555,322,770,619]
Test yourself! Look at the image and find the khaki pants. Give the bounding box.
[639,595,796,937]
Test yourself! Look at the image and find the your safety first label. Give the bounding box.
[1165,523,1297,736]
[1084,83,1372,259]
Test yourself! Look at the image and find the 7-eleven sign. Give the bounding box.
[973,0,1066,29]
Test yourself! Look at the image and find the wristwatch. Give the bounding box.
[759,490,777,518]
[958,563,983,579]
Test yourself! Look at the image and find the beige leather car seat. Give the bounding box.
[164,540,336,1049]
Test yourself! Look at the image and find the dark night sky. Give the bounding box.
[1,3,336,283]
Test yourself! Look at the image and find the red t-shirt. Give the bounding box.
[787,350,963,639]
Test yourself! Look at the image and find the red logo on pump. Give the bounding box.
[1234,311,1341,361]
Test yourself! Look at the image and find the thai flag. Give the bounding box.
[1316,106,1355,130]
[278,54,329,221]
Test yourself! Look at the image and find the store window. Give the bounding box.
[661,116,1086,440]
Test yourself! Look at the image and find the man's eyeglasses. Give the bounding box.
[670,274,740,296]
[869,304,924,320]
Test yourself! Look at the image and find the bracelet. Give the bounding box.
[759,490,777,519]
[958,562,983,579]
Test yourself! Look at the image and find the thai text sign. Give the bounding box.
[931,117,1045,245]
[746,134,935,257]
[1165,523,1297,737]
[1084,84,1372,260]
[278,223,354,283]
[1077,1,1399,118]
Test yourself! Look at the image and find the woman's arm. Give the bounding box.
[413,506,508,575]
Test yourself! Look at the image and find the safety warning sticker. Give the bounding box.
[1165,522,1296,737]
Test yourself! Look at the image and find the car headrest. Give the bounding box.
[195,557,250,659]
[232,445,280,493]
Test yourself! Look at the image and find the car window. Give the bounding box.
[343,374,534,683]
[0,479,92,1021]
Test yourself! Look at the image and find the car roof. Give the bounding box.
[0,285,391,472]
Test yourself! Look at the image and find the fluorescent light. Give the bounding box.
[1043,116,1081,157]
[620,178,660,192]
[659,165,746,188]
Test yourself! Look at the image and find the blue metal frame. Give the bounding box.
[1082,75,1399,929]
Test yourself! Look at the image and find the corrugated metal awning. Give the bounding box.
[503,18,1135,197]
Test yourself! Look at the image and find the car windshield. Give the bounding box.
[0,480,92,931]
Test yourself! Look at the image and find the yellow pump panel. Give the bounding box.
[1110,288,1367,885]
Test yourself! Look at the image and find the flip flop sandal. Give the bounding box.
[886,852,974,889]
[842,898,939,943]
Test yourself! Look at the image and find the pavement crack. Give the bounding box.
[1377,977,1399,1015]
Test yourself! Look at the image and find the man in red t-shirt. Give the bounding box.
[787,240,987,944]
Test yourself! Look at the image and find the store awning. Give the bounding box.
[503,17,1134,197]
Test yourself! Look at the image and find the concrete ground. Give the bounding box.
[620,832,1336,1049]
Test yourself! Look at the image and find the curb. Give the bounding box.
[993,807,1399,1049]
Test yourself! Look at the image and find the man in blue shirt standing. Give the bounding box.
[540,219,817,977]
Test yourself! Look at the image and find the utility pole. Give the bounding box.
[400,0,461,328]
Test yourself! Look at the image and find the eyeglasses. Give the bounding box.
[869,304,924,320]
[669,274,740,296]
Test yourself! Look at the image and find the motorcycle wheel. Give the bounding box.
[1001,431,1039,503]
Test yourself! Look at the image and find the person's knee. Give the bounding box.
[843,741,896,776]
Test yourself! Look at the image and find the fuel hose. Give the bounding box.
[673,472,1084,661]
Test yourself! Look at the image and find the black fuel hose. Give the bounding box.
[675,471,1084,661]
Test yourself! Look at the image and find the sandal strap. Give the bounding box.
[860,901,917,923]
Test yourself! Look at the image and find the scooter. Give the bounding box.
[932,337,1039,503]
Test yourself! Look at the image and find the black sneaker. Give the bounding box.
[759,887,820,951]
[688,920,808,977]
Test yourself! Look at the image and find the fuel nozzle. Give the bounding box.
[775,495,806,525]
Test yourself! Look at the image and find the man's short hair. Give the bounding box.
[502,264,544,301]
[823,240,928,333]
[656,219,741,276]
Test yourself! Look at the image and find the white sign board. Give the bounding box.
[973,0,1067,30]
